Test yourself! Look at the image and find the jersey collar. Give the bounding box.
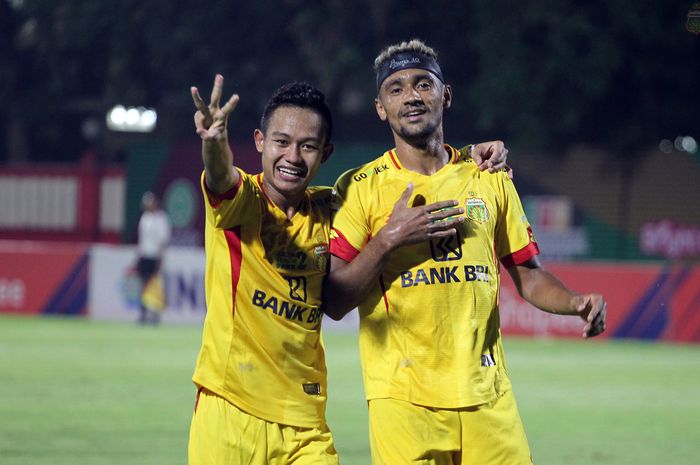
[255,173,311,219]
[385,144,460,171]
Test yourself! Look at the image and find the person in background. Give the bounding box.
[136,191,171,324]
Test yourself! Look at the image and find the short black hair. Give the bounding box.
[260,82,333,144]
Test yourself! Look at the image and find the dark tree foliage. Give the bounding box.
[1,0,697,162]
[468,1,700,152]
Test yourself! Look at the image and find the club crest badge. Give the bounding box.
[688,3,700,34]
[466,198,490,224]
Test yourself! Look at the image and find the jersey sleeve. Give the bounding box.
[200,169,258,229]
[494,172,540,267]
[329,170,371,262]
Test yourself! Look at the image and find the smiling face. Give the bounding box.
[254,105,331,209]
[375,68,452,145]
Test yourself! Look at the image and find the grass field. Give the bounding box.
[1,315,699,465]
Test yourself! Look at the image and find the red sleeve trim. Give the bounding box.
[205,174,243,209]
[330,228,360,262]
[500,242,540,268]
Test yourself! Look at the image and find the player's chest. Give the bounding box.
[247,214,330,276]
[366,176,498,237]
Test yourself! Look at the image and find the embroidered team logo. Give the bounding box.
[275,250,307,270]
[286,276,307,302]
[314,245,329,272]
[466,198,490,224]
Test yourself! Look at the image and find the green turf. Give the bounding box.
[1,315,699,465]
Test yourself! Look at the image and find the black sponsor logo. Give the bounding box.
[252,289,323,325]
[430,232,463,261]
[302,383,321,395]
[374,164,390,175]
[352,164,391,182]
[286,276,307,302]
[399,264,489,287]
[401,266,461,287]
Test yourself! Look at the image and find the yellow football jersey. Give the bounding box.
[192,170,332,429]
[330,145,539,409]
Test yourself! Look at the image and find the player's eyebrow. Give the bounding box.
[382,72,435,90]
[269,131,322,144]
[269,131,291,138]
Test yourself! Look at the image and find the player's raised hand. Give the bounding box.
[191,74,240,142]
[569,294,607,338]
[378,183,465,250]
[470,140,513,178]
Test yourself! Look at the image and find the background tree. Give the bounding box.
[1,0,697,163]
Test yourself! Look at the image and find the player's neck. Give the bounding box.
[393,131,448,175]
[276,196,304,221]
[262,182,304,220]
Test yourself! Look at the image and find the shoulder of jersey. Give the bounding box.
[307,185,335,205]
[456,146,511,184]
[335,154,392,188]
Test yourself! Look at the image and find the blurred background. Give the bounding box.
[0,0,700,328]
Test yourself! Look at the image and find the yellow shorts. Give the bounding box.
[368,390,532,465]
[188,388,339,465]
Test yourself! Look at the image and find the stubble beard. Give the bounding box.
[391,119,441,149]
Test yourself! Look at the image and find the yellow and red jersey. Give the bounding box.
[192,169,332,428]
[330,145,539,408]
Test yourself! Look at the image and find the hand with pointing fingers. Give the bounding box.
[190,74,241,193]
[190,74,240,142]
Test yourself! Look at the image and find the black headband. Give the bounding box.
[375,52,445,90]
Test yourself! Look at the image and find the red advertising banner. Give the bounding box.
[500,262,700,342]
[2,239,699,343]
[0,241,89,315]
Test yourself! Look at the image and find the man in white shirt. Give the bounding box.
[137,191,171,324]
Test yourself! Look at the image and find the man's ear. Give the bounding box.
[443,84,453,110]
[253,129,264,153]
[375,98,387,121]
[321,143,335,163]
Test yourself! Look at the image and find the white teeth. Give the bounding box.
[278,167,303,177]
